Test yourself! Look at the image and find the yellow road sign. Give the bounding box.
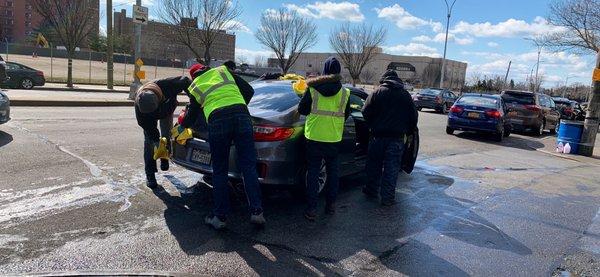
[135,58,144,67]
[136,70,146,80]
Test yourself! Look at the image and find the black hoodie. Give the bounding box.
[362,72,418,138]
[298,74,351,118]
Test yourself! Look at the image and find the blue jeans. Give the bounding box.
[208,112,263,218]
[143,116,173,176]
[365,137,405,202]
[306,140,340,211]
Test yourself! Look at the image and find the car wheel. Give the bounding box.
[534,122,544,136]
[442,104,449,114]
[446,126,454,135]
[292,160,327,199]
[494,128,504,142]
[20,78,34,89]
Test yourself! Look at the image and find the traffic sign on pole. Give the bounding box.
[133,5,149,25]
[135,58,144,68]
[136,70,146,80]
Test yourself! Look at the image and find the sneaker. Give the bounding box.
[381,199,397,207]
[160,159,169,171]
[362,187,378,199]
[146,174,158,189]
[205,215,226,230]
[325,203,336,215]
[250,212,266,225]
[304,209,317,221]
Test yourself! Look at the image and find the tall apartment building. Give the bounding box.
[0,0,99,45]
[114,9,235,62]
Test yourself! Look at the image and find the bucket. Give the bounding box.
[557,120,584,154]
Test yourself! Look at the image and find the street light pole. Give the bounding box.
[535,45,541,92]
[107,0,114,90]
[440,0,457,89]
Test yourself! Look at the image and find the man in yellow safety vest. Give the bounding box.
[298,57,351,221]
[179,62,265,230]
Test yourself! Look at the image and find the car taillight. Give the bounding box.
[177,108,187,124]
[36,71,44,76]
[435,96,442,103]
[524,105,541,112]
[449,105,463,114]
[485,109,501,118]
[253,125,294,142]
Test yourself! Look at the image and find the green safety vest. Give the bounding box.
[188,65,246,121]
[305,87,350,143]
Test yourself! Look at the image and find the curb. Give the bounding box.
[11,99,189,107]
[32,87,129,94]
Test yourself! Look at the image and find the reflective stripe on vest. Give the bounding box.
[304,87,350,143]
[188,65,246,121]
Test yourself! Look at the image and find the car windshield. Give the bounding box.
[554,100,572,107]
[248,82,300,112]
[501,92,535,105]
[420,89,442,96]
[456,96,499,108]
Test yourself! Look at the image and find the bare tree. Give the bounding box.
[160,0,242,63]
[31,0,97,87]
[254,55,267,67]
[360,69,376,84]
[330,23,386,86]
[236,55,248,65]
[542,0,599,54]
[255,8,317,74]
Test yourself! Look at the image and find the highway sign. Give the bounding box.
[133,5,148,25]
[135,58,144,67]
[136,70,146,80]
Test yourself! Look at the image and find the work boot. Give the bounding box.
[146,173,158,189]
[160,159,169,171]
[325,203,336,215]
[304,209,317,221]
[205,215,227,230]
[250,212,266,226]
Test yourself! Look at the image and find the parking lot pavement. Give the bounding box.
[0,107,598,276]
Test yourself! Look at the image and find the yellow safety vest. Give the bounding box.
[188,65,246,121]
[304,87,350,143]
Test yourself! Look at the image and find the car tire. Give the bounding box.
[20,78,34,89]
[442,104,449,114]
[494,128,504,142]
[534,122,544,137]
[446,126,454,135]
[292,161,327,200]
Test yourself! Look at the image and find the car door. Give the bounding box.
[546,97,561,128]
[4,63,22,87]
[339,93,366,175]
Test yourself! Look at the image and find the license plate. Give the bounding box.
[191,149,211,165]
[508,111,518,117]
[468,112,480,118]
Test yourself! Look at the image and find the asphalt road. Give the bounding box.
[0,107,598,276]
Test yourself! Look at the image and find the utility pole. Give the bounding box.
[128,0,143,100]
[579,52,600,157]
[503,60,511,89]
[107,0,114,89]
[440,0,457,89]
[535,45,541,92]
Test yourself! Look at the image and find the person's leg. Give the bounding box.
[143,130,158,188]
[232,113,264,222]
[207,116,234,221]
[305,141,324,219]
[365,138,384,196]
[323,143,340,214]
[380,138,404,206]
[158,115,173,171]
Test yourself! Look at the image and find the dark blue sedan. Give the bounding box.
[446,94,512,142]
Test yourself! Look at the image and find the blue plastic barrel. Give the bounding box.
[557,120,584,154]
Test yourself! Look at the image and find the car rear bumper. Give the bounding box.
[35,76,45,86]
[414,100,442,110]
[447,116,502,133]
[506,116,542,130]
[172,137,302,186]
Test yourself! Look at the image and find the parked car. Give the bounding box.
[501,90,560,136]
[552,97,585,121]
[403,83,414,91]
[0,90,10,124]
[1,62,45,89]
[446,94,511,142]
[413,88,458,113]
[171,80,370,194]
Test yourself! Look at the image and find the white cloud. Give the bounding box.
[235,48,274,63]
[411,33,474,45]
[452,16,566,38]
[224,20,252,34]
[383,43,440,57]
[375,4,442,32]
[487,42,499,48]
[284,1,364,22]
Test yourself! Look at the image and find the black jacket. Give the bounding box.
[135,76,192,141]
[182,71,255,126]
[298,74,351,119]
[362,75,418,138]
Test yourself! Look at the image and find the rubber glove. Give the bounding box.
[153,137,170,160]
[292,79,307,96]
[171,125,184,139]
[176,128,193,145]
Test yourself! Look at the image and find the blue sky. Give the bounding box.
[101,0,596,87]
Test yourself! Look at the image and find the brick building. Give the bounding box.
[0,0,99,44]
[114,9,235,62]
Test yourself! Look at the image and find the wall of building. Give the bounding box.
[114,9,235,62]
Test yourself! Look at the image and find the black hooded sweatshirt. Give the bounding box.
[362,73,418,138]
[298,74,351,119]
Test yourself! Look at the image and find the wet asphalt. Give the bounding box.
[0,107,598,276]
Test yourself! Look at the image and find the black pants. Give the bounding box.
[143,116,173,176]
[305,140,340,211]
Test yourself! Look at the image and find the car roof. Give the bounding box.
[461,93,501,99]
[502,90,534,94]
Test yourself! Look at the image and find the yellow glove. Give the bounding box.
[153,137,170,160]
[171,126,182,140]
[176,128,193,145]
[292,79,307,96]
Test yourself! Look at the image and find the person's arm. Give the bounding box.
[232,74,254,104]
[344,97,351,119]
[404,91,419,129]
[297,89,312,116]
[362,90,378,124]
